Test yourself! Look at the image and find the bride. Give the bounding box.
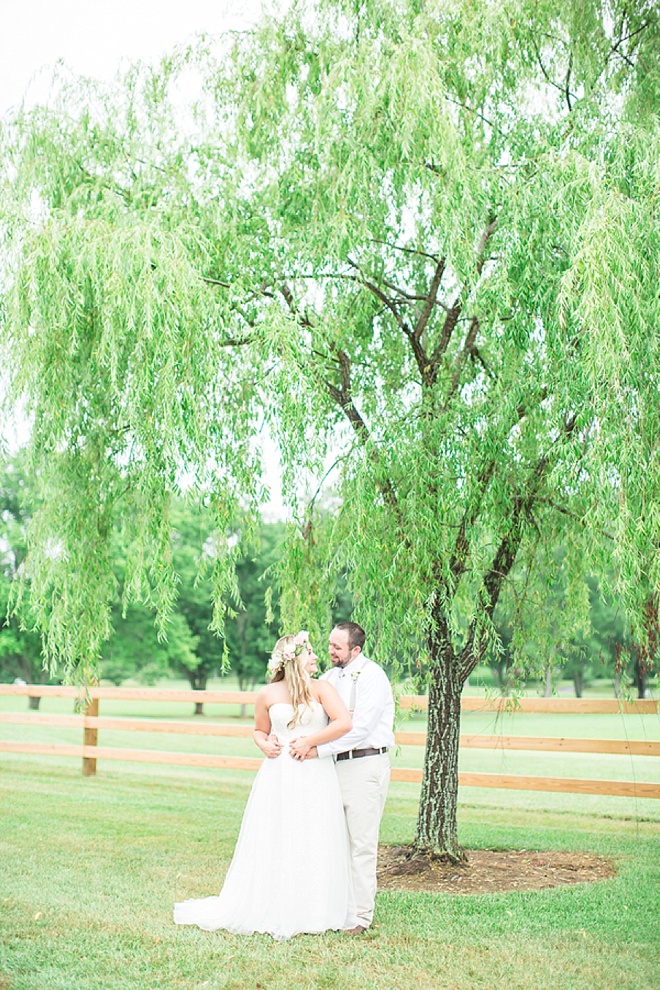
[174,631,358,940]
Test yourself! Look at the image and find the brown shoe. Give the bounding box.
[345,925,368,935]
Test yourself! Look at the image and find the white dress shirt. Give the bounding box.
[317,654,395,759]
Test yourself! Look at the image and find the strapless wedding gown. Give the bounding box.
[174,702,357,940]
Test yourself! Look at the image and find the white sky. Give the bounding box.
[1,0,267,114]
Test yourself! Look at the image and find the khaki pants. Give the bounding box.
[335,753,390,928]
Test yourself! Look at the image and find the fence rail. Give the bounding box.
[400,694,658,714]
[1,683,657,713]
[1,684,658,798]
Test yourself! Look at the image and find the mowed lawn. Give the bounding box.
[1,743,659,990]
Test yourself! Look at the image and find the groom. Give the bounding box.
[290,621,395,934]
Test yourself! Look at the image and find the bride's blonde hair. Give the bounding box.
[270,634,314,727]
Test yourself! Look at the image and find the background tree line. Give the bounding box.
[0,452,650,702]
[0,453,283,705]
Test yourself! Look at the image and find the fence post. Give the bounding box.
[82,697,99,777]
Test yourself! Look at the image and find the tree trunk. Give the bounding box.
[28,695,41,711]
[238,675,247,718]
[573,671,583,698]
[412,643,466,863]
[190,677,207,716]
[543,667,553,697]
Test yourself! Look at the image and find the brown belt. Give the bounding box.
[336,747,388,762]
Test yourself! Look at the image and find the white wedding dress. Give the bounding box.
[174,702,357,940]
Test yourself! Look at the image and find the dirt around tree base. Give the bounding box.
[377,846,615,895]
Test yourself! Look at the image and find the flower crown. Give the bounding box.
[268,631,311,674]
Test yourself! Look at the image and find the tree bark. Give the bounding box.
[190,677,207,715]
[412,640,466,863]
[544,667,553,697]
[28,695,41,711]
[573,670,583,698]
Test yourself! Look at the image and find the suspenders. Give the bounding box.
[334,661,389,762]
[347,660,369,714]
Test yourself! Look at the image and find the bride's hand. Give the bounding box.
[289,736,312,761]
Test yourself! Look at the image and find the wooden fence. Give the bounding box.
[0,684,658,800]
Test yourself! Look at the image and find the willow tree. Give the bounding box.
[1,0,659,860]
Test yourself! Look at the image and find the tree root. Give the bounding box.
[381,844,468,873]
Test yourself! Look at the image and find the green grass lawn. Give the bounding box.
[1,679,658,987]
[1,752,659,990]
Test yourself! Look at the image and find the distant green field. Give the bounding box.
[1,758,658,990]
[1,677,659,820]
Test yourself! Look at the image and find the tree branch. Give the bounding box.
[429,301,462,371]
[565,49,574,112]
[530,37,579,108]
[346,258,443,385]
[457,413,579,680]
[219,334,254,347]
[380,277,438,306]
[428,216,497,378]
[448,316,480,397]
[443,389,550,590]
[271,275,401,511]
[440,95,498,132]
[279,282,313,328]
[346,258,411,335]
[323,349,399,509]
[536,497,615,541]
[369,238,440,263]
[413,256,446,341]
[475,216,498,276]
[605,18,650,69]
[447,458,497,586]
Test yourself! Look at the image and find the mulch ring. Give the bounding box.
[377,845,616,894]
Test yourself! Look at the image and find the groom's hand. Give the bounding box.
[262,733,282,759]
